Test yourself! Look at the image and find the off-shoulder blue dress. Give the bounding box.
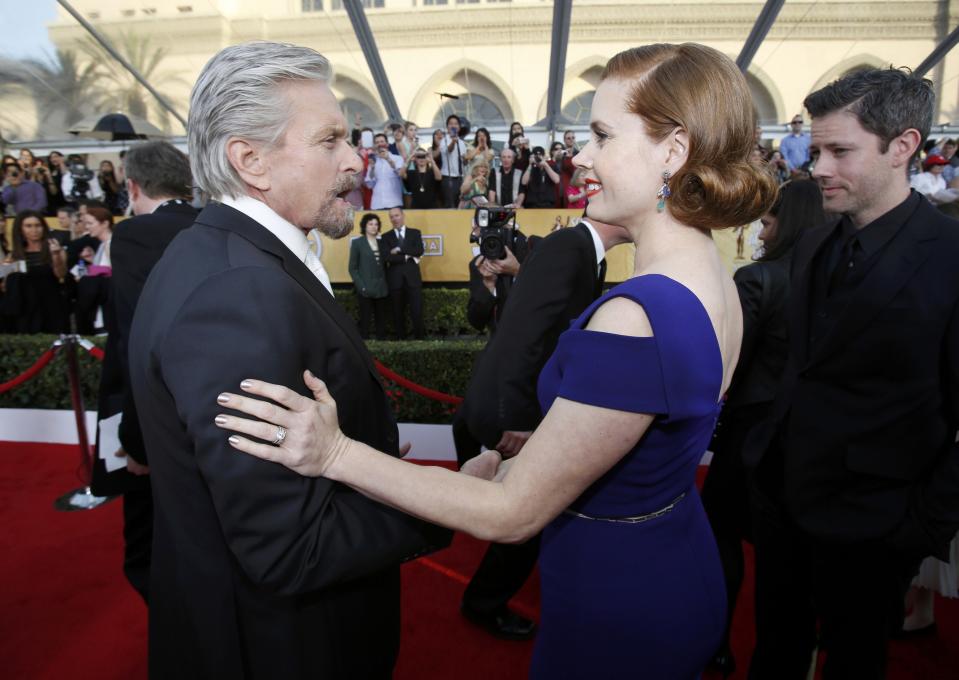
[532,275,727,679]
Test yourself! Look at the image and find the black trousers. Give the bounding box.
[700,403,767,655]
[390,284,424,339]
[357,294,389,340]
[122,481,153,604]
[453,411,539,614]
[441,176,462,209]
[748,477,922,680]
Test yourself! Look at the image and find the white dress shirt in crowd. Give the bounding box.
[439,136,468,178]
[910,171,947,198]
[365,152,406,210]
[221,194,334,296]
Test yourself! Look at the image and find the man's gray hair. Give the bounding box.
[188,41,333,199]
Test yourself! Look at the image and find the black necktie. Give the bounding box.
[596,259,607,297]
[828,233,859,295]
[396,228,404,248]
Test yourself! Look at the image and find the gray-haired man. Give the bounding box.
[129,42,449,679]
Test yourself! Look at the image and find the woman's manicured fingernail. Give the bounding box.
[217,393,230,404]
[228,436,240,446]
[214,415,228,426]
[240,380,253,389]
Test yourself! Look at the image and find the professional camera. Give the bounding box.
[471,206,516,260]
[67,161,95,202]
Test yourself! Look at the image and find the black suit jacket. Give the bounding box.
[745,196,959,557]
[91,201,197,497]
[128,202,449,679]
[461,223,602,447]
[382,226,424,289]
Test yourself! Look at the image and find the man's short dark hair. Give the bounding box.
[446,114,460,126]
[124,141,193,200]
[373,132,388,143]
[804,67,934,156]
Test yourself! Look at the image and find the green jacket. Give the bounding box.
[348,236,389,299]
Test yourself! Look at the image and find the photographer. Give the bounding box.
[364,132,407,210]
[61,154,104,204]
[508,122,532,171]
[521,145,560,208]
[2,165,47,214]
[466,208,528,334]
[30,161,61,214]
[439,114,468,208]
[404,148,442,209]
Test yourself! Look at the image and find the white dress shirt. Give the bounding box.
[221,195,334,295]
[439,136,468,178]
[364,152,406,210]
[580,219,607,275]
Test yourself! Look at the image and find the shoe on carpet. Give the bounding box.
[460,603,537,641]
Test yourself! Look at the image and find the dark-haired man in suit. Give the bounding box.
[128,42,448,679]
[746,68,959,679]
[91,140,198,603]
[382,206,425,339]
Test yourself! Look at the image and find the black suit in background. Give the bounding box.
[745,192,959,679]
[700,250,792,663]
[90,200,197,602]
[456,223,605,623]
[382,225,425,338]
[129,203,450,679]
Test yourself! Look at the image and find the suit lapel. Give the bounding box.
[790,219,838,366]
[196,203,382,385]
[806,202,938,368]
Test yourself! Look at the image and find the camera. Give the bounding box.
[67,161,95,202]
[471,206,515,260]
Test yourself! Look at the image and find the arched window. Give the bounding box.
[432,93,506,129]
[340,98,381,128]
[745,73,778,125]
[561,91,595,125]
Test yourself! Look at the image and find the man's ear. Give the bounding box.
[225,137,270,192]
[126,178,140,203]
[889,128,923,170]
[665,127,689,172]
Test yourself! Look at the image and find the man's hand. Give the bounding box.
[460,450,502,480]
[476,256,498,292]
[495,430,532,457]
[391,246,401,254]
[115,447,149,476]
[485,246,520,277]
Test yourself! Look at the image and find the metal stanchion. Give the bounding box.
[53,334,115,512]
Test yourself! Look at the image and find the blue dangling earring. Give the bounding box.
[656,170,671,212]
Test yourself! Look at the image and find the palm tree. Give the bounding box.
[79,32,187,134]
[15,49,106,131]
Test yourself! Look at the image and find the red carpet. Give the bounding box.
[1,441,957,679]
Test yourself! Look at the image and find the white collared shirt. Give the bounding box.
[579,219,607,275]
[220,195,334,295]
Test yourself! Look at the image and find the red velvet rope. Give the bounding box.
[0,347,59,394]
[374,360,463,405]
[86,346,105,361]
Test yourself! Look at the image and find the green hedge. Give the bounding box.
[334,287,479,337]
[0,334,484,424]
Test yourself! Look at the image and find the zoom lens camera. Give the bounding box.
[471,206,516,260]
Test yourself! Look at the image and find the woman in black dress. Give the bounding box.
[700,179,825,675]
[3,210,70,333]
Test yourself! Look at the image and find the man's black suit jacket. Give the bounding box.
[128,202,449,679]
[461,223,602,448]
[745,195,959,558]
[91,201,197,497]
[382,226,424,289]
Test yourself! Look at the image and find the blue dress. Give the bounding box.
[532,275,727,679]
